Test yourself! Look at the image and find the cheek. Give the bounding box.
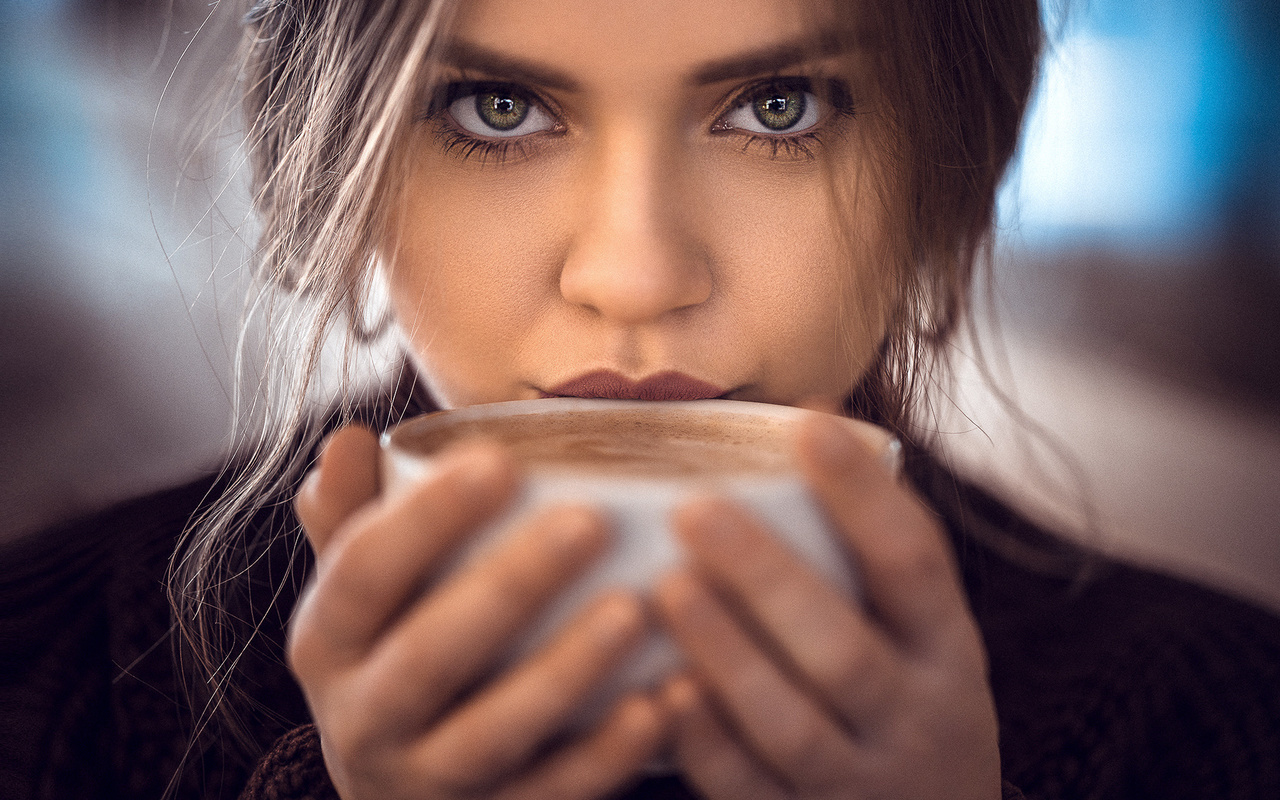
[384,150,568,403]
[384,134,893,406]
[696,159,892,390]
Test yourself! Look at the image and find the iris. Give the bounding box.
[753,89,806,130]
[476,90,529,131]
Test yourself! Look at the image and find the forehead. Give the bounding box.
[451,0,830,82]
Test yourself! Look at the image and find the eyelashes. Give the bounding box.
[716,77,856,161]
[422,76,856,165]
[421,81,555,166]
[434,130,535,164]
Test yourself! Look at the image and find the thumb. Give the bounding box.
[294,425,381,556]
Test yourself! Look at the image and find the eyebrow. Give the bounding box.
[690,33,864,86]
[441,31,863,93]
[442,42,582,92]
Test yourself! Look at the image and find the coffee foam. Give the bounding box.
[391,408,795,477]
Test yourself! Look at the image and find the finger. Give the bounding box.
[655,571,859,791]
[288,441,518,676]
[797,412,975,651]
[493,694,669,800]
[672,496,900,726]
[417,592,645,786]
[663,675,789,800]
[360,503,609,728]
[295,426,382,555]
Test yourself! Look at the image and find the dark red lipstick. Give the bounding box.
[542,370,728,401]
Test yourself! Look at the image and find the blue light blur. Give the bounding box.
[1000,0,1280,260]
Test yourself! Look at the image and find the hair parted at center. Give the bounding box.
[168,0,1043,761]
[240,0,1041,430]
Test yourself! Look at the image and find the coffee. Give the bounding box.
[389,405,795,477]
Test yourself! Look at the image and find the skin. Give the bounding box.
[384,0,889,409]
[288,0,1002,798]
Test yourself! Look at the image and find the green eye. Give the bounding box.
[722,82,821,135]
[752,89,807,131]
[475,90,529,131]
[444,82,556,139]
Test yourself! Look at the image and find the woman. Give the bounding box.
[2,0,1277,798]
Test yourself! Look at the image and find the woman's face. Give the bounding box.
[385,0,891,409]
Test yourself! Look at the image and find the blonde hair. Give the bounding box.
[169,0,462,758]
[169,0,1043,761]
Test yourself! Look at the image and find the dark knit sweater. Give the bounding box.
[3,450,1279,799]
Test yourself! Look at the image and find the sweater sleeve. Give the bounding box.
[982,560,1280,800]
[240,725,341,800]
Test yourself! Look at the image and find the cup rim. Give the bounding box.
[381,397,816,452]
[382,398,823,484]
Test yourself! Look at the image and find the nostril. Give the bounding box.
[559,231,712,323]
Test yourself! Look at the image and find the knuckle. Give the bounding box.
[285,604,326,681]
[486,555,551,609]
[323,539,391,612]
[321,701,430,795]
[738,547,785,591]
[418,743,486,796]
[774,714,830,776]
[948,617,991,676]
[292,476,319,523]
[484,517,596,607]
[809,639,878,695]
[284,625,313,677]
[321,716,378,772]
[731,658,776,700]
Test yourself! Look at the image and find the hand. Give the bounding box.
[289,426,669,800]
[655,411,1000,800]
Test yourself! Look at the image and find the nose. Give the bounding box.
[559,124,712,324]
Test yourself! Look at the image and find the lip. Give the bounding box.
[541,370,730,401]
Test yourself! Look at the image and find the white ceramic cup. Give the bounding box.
[380,398,899,733]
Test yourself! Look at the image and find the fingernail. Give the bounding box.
[663,674,701,716]
[593,595,642,647]
[544,506,606,558]
[677,497,744,551]
[662,571,711,619]
[613,694,663,740]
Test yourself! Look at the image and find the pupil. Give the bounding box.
[476,91,528,131]
[753,89,805,131]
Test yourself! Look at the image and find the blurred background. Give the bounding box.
[2,0,1278,609]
